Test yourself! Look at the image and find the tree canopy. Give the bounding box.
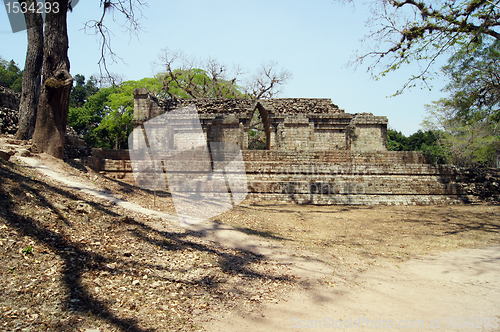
[387,128,448,164]
[70,74,99,108]
[161,67,245,99]
[354,0,500,166]
[356,0,500,93]
[0,58,23,92]
[441,40,500,124]
[67,57,291,151]
[158,50,291,100]
[421,36,500,167]
[68,76,164,149]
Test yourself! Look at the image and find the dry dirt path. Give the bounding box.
[17,156,179,223]
[203,246,500,332]
[16,155,500,332]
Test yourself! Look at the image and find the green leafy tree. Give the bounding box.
[158,50,290,100]
[162,68,246,99]
[68,87,114,147]
[423,100,499,167]
[441,41,500,124]
[70,74,99,108]
[96,106,133,150]
[421,39,500,167]
[0,58,23,92]
[157,50,292,149]
[387,129,408,151]
[68,77,164,149]
[95,78,162,149]
[387,128,448,164]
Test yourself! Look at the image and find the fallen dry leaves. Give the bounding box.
[0,158,296,331]
[1,150,499,331]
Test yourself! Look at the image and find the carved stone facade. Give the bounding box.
[132,88,388,152]
[90,89,499,205]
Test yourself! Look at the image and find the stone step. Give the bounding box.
[100,159,457,176]
[243,193,476,205]
[245,178,462,195]
[122,176,462,195]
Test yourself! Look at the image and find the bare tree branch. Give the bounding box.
[83,0,147,82]
[156,49,256,99]
[246,61,292,99]
[352,0,500,93]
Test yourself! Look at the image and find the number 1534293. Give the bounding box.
[5,1,59,15]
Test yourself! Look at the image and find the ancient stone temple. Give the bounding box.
[89,89,497,206]
[132,88,388,152]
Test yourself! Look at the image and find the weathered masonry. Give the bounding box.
[90,89,499,205]
[132,89,388,152]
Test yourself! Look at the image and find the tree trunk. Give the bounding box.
[15,0,44,141]
[32,0,72,159]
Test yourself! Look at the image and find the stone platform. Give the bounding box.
[90,149,479,205]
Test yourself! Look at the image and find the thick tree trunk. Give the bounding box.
[15,0,44,141]
[32,0,72,159]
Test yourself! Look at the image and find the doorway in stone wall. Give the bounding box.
[248,104,270,150]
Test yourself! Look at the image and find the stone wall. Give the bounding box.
[459,167,500,204]
[121,89,473,205]
[348,113,388,151]
[132,89,388,152]
[94,148,499,205]
[0,86,20,134]
[86,90,499,205]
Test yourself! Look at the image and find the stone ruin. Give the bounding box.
[132,89,389,152]
[0,86,20,135]
[0,85,497,205]
[86,89,498,205]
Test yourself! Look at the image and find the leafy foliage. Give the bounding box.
[442,40,500,123]
[158,50,291,100]
[68,54,291,151]
[0,58,23,92]
[68,76,164,149]
[70,74,99,108]
[157,51,291,150]
[356,0,500,93]
[387,129,408,151]
[421,39,500,167]
[68,86,114,148]
[387,128,448,164]
[162,68,246,99]
[98,78,163,149]
[423,100,499,167]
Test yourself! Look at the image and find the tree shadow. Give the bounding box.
[399,208,500,236]
[0,160,152,331]
[123,217,292,281]
[230,225,293,241]
[99,174,172,198]
[0,159,293,331]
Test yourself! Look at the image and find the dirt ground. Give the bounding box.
[0,140,499,331]
[207,203,500,332]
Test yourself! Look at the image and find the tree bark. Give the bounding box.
[15,0,44,141]
[32,0,72,159]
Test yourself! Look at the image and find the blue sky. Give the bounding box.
[0,0,449,136]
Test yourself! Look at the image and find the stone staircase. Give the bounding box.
[90,149,490,205]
